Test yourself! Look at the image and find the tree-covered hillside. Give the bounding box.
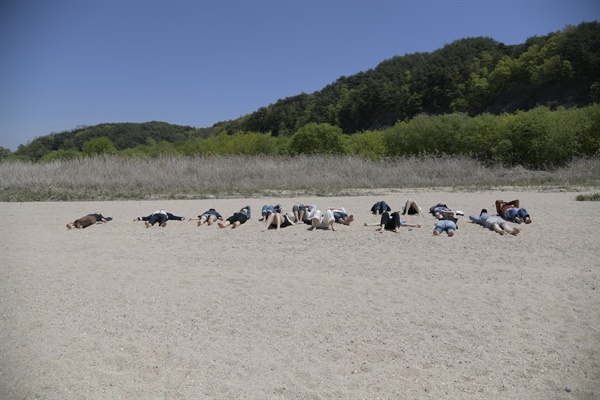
[216,21,599,135]
[8,21,599,163]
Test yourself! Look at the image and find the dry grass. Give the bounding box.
[1,155,599,201]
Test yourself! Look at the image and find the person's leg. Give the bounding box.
[232,214,248,229]
[380,212,391,231]
[410,201,421,215]
[293,205,301,223]
[491,223,506,235]
[446,220,457,236]
[500,221,520,235]
[262,213,276,231]
[157,214,168,227]
[324,209,336,231]
[343,213,354,225]
[147,214,159,227]
[516,208,530,224]
[198,215,208,226]
[207,215,217,226]
[320,211,337,230]
[274,213,283,230]
[433,221,443,236]
[218,216,234,228]
[260,205,271,221]
[310,210,323,231]
[390,212,402,232]
[485,217,505,235]
[403,200,411,215]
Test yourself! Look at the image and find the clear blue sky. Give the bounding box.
[1,1,598,151]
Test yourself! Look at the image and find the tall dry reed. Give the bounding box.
[1,155,599,201]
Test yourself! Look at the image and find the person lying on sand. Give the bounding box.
[364,211,421,233]
[402,199,423,216]
[135,210,185,228]
[371,200,392,215]
[307,207,337,231]
[495,199,532,224]
[191,209,223,226]
[327,207,354,225]
[67,212,111,229]
[218,206,251,229]
[259,204,282,222]
[429,203,456,220]
[262,212,295,231]
[469,209,520,236]
[292,204,311,224]
[432,215,458,236]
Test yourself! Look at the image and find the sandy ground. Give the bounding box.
[1,189,599,400]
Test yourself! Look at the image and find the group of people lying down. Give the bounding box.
[66,198,532,236]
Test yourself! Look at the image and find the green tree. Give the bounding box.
[0,146,12,159]
[39,149,82,162]
[82,137,117,156]
[289,123,346,155]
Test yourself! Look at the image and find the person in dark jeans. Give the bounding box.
[364,211,421,233]
[495,199,532,224]
[371,201,392,215]
[135,210,185,228]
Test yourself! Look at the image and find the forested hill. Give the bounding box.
[216,21,599,135]
[11,21,600,160]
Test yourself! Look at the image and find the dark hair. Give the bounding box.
[480,208,488,215]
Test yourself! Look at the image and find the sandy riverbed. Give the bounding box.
[1,189,598,399]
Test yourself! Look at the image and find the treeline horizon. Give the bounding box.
[4,104,599,169]
[4,21,599,168]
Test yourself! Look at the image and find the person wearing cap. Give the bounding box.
[495,199,532,224]
[218,206,251,229]
[194,209,223,226]
[469,208,520,236]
